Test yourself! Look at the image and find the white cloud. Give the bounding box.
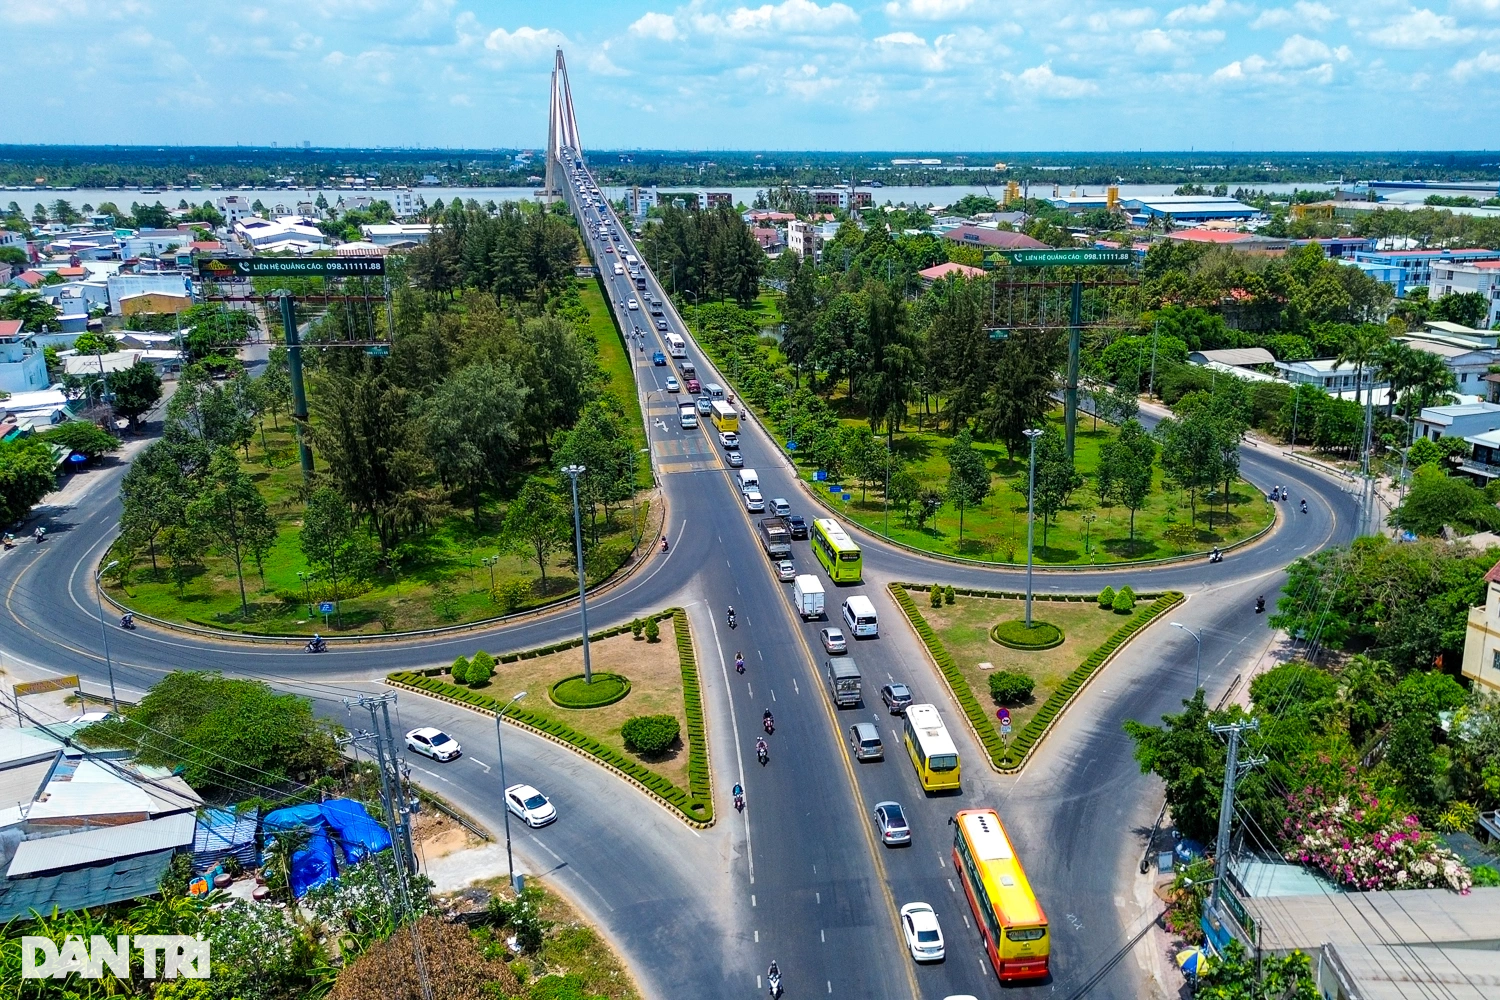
[1134,27,1225,56]
[1166,0,1232,24]
[1365,8,1474,48]
[1014,62,1097,97]
[1087,7,1157,31]
[1251,2,1337,30]
[630,12,680,41]
[883,0,975,19]
[1212,53,1272,79]
[483,25,567,62]
[1452,48,1500,76]
[1276,33,1349,65]
[693,0,859,37]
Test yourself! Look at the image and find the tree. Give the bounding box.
[1392,464,1500,536]
[1095,419,1156,539]
[1156,409,1221,527]
[423,361,527,520]
[300,485,362,618]
[258,345,293,429]
[0,291,60,328]
[38,421,118,458]
[1334,322,1387,408]
[858,281,919,441]
[1027,426,1082,549]
[946,429,991,544]
[502,477,568,587]
[979,329,1065,457]
[1196,939,1320,1000]
[0,437,56,525]
[1431,290,1489,328]
[166,364,254,452]
[72,331,119,355]
[516,316,592,449]
[888,468,921,525]
[554,403,639,543]
[77,670,343,793]
[106,361,163,429]
[186,447,278,615]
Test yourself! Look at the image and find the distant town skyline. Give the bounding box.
[4,0,1498,150]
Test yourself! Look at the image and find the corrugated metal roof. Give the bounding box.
[0,730,63,769]
[1325,943,1498,1000]
[1246,887,1500,951]
[1191,348,1276,367]
[0,847,176,921]
[0,758,56,816]
[7,813,195,877]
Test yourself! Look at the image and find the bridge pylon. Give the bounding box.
[544,48,582,201]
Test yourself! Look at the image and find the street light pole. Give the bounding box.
[1170,621,1203,693]
[1023,428,1042,627]
[1081,513,1097,556]
[494,691,528,895]
[93,560,121,713]
[561,464,593,684]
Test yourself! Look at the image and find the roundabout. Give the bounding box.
[990,618,1065,650]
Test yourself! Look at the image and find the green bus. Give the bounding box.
[811,518,862,583]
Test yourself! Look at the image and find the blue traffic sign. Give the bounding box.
[841,493,851,502]
[814,470,827,481]
[786,441,798,451]
[318,601,335,614]
[829,485,841,493]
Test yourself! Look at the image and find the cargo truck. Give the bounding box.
[759,518,791,559]
[826,658,861,707]
[793,574,825,619]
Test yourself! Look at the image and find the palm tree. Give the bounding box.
[1336,324,1389,408]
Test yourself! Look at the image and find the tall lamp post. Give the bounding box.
[93,560,121,713]
[483,555,499,595]
[561,464,593,684]
[297,571,312,617]
[494,691,528,894]
[1171,621,1203,693]
[1081,513,1097,557]
[1022,428,1042,627]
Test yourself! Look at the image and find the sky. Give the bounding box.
[4,0,1499,151]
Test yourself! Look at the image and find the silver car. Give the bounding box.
[874,801,911,845]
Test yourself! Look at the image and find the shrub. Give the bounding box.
[468,650,495,687]
[930,585,943,608]
[944,585,956,605]
[988,670,1035,706]
[1112,589,1135,614]
[631,618,644,639]
[494,579,530,613]
[991,619,1064,650]
[1473,865,1500,887]
[621,714,680,755]
[644,617,660,642]
[550,673,630,708]
[1098,586,1115,608]
[450,656,471,685]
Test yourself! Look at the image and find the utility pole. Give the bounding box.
[1064,279,1082,461]
[1206,719,1264,932]
[561,464,593,684]
[1147,321,1160,401]
[1023,427,1043,627]
[278,291,314,478]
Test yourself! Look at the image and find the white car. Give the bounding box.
[900,902,945,961]
[68,711,112,725]
[406,727,462,762]
[719,431,739,449]
[627,297,639,310]
[743,487,765,512]
[505,783,557,827]
[665,376,680,392]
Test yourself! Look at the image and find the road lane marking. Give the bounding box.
[770,688,776,702]
[948,878,956,893]
[707,608,755,885]
[751,894,756,906]
[529,834,614,911]
[820,929,825,943]
[815,892,820,904]
[754,930,759,942]
[792,678,799,695]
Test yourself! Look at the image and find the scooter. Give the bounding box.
[1300,499,1308,514]
[33,528,46,543]
[305,638,328,653]
[660,536,669,553]
[763,712,775,736]
[756,741,769,766]
[735,654,745,674]
[1209,548,1223,564]
[733,783,745,812]
[767,968,782,999]
[2,534,14,550]
[1255,596,1266,614]
[727,610,737,629]
[119,614,136,630]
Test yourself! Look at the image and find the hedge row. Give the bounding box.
[900,584,1166,603]
[891,584,1183,772]
[394,606,713,824]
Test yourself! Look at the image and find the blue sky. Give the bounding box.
[4,0,1499,150]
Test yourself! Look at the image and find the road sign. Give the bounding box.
[814,471,827,481]
[1002,720,1012,736]
[997,707,1011,723]
[841,492,851,502]
[365,345,391,357]
[1002,248,1133,268]
[786,440,798,451]
[829,484,841,493]
[318,601,335,614]
[986,328,1009,340]
[197,256,386,279]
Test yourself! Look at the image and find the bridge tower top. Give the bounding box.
[545,48,582,199]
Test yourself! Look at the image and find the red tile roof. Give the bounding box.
[15,270,43,285]
[919,262,985,281]
[942,226,1047,250]
[189,241,224,251]
[55,266,86,277]
[0,319,23,337]
[1485,558,1500,584]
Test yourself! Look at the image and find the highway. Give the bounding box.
[0,150,1360,1000]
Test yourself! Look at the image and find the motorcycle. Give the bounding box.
[735,653,745,674]
[733,783,745,812]
[1209,548,1223,564]
[756,741,769,766]
[727,609,737,629]
[1255,596,1266,614]
[1300,500,1308,513]
[33,528,46,543]
[762,712,775,736]
[305,638,328,653]
[2,534,14,550]
[767,963,782,999]
[119,614,136,630]
[660,536,669,553]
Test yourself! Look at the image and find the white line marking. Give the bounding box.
[751,894,756,906]
[792,678,799,695]
[820,929,825,943]
[708,608,754,885]
[816,892,821,904]
[948,878,956,893]
[755,930,759,942]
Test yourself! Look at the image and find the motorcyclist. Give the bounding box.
[767,960,781,997]
[1300,498,1308,513]
[735,652,745,673]
[727,605,737,627]
[120,613,134,628]
[33,527,45,543]
[1255,596,1266,613]
[660,535,669,552]
[763,709,774,731]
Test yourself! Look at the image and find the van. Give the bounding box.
[736,469,759,493]
[848,722,883,761]
[681,361,696,377]
[704,383,726,400]
[679,405,698,428]
[842,596,879,638]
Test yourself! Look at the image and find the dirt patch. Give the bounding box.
[468,621,690,788]
[922,594,1127,732]
[412,807,480,862]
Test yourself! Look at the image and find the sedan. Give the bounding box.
[652,351,667,366]
[785,514,808,539]
[684,377,701,394]
[727,451,744,468]
[900,903,945,962]
[405,727,461,762]
[881,682,914,714]
[874,801,911,845]
[505,783,557,828]
[776,560,796,581]
[627,298,639,310]
[820,628,847,654]
[719,431,739,449]
[656,318,669,331]
[665,376,680,393]
[604,245,614,253]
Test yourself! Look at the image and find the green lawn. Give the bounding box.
[578,277,652,488]
[918,590,1132,734]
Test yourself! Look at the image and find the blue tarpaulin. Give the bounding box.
[319,799,392,866]
[262,804,324,832]
[289,830,338,898]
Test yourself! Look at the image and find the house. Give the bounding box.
[386,188,417,219]
[787,219,820,260]
[62,349,181,379]
[750,227,783,252]
[918,262,985,285]
[1429,259,1500,329]
[120,228,190,261]
[119,290,193,317]
[233,216,326,252]
[216,195,254,225]
[10,270,43,289]
[626,185,658,218]
[1272,358,1388,396]
[359,223,432,247]
[334,240,388,257]
[1,388,71,428]
[941,226,1047,251]
[1414,401,1500,442]
[0,320,48,394]
[706,192,733,209]
[1188,347,1276,368]
[1164,230,1293,253]
[0,726,202,921]
[1399,337,1499,390]
[1343,247,1500,298]
[105,272,193,315]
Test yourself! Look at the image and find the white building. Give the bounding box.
[1272,358,1387,395]
[1461,560,1500,694]
[359,223,432,247]
[1413,401,1500,442]
[626,185,658,218]
[0,320,48,394]
[233,216,326,252]
[105,272,193,315]
[216,195,254,225]
[1428,260,1500,330]
[120,228,190,261]
[386,188,417,219]
[1400,337,1500,391]
[787,219,820,260]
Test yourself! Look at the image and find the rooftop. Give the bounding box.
[1418,401,1500,423]
[919,262,985,281]
[1165,228,1253,244]
[1189,347,1276,367]
[941,226,1047,250]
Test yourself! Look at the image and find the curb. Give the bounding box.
[97,487,670,647]
[385,676,713,832]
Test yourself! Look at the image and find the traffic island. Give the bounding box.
[388,608,712,826]
[990,619,1065,650]
[890,584,1182,771]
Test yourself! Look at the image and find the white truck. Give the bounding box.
[793,575,825,619]
[679,405,698,428]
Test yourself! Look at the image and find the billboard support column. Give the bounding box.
[1065,279,1082,461]
[279,291,314,478]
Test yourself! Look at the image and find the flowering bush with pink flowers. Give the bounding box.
[1282,758,1472,893]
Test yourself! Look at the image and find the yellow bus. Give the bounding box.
[710,400,739,433]
[810,518,861,583]
[952,808,1050,982]
[902,703,960,791]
